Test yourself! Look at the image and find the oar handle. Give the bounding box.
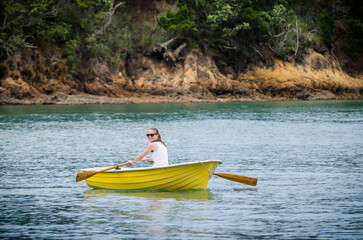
[76,162,130,182]
[96,162,130,174]
[114,162,130,169]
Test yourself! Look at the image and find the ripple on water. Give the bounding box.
[1,101,362,239]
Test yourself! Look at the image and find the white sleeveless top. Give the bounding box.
[151,142,168,167]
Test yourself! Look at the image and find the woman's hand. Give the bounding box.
[127,160,133,165]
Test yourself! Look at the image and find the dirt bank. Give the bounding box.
[0,48,362,105]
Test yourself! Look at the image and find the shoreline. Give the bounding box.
[1,90,361,106]
[1,49,362,106]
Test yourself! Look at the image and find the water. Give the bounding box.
[0,101,362,239]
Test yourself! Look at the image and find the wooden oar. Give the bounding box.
[76,162,129,182]
[213,172,258,186]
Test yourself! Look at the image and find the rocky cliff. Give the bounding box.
[0,47,362,105]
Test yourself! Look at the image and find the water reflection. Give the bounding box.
[232,188,258,192]
[84,189,214,201]
[80,189,214,239]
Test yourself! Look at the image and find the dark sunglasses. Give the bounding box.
[146,133,156,137]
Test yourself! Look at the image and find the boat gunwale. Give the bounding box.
[81,160,222,173]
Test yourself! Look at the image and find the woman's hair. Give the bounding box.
[149,128,167,148]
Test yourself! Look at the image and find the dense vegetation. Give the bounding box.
[0,0,362,81]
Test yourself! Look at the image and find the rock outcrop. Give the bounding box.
[0,48,362,105]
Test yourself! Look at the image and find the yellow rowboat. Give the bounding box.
[81,160,222,191]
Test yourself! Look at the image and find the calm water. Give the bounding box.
[0,101,362,239]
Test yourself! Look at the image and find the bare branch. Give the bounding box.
[273,31,285,38]
[1,14,7,32]
[252,46,264,60]
[279,31,289,46]
[95,2,125,35]
[219,45,237,50]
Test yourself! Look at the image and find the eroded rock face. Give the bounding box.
[0,48,362,105]
[237,49,363,100]
[1,78,38,98]
[135,49,221,93]
[133,49,255,98]
[130,48,362,101]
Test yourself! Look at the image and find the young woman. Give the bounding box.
[127,128,169,167]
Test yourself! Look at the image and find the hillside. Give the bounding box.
[0,0,362,104]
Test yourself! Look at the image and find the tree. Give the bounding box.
[0,0,56,60]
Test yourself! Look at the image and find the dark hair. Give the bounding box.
[149,128,167,148]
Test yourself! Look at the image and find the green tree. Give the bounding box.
[318,10,335,47]
[0,0,56,59]
[158,0,201,39]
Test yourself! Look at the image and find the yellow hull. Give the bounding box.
[82,160,222,191]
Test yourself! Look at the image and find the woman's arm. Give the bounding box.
[141,157,154,163]
[128,143,157,165]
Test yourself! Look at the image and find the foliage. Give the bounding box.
[158,0,200,37]
[37,22,73,46]
[63,39,81,71]
[141,23,173,48]
[0,0,56,59]
[267,3,309,61]
[343,0,363,61]
[318,10,335,47]
[0,0,362,76]
[84,11,134,67]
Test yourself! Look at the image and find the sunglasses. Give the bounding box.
[146,133,156,137]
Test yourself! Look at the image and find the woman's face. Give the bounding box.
[146,130,158,142]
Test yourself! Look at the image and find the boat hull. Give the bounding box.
[82,160,222,191]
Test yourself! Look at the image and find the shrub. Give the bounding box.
[318,10,335,47]
[52,60,68,77]
[0,62,10,79]
[141,23,172,48]
[63,39,81,71]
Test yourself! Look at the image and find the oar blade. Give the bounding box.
[76,171,97,182]
[213,172,258,186]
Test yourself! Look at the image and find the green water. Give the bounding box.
[1,101,362,239]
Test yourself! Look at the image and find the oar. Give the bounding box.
[213,172,258,186]
[76,162,129,182]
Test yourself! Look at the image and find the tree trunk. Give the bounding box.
[148,39,188,69]
[159,38,176,49]
[95,2,125,35]
[174,42,187,58]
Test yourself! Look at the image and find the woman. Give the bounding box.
[127,128,168,167]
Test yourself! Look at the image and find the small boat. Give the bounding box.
[81,160,222,191]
